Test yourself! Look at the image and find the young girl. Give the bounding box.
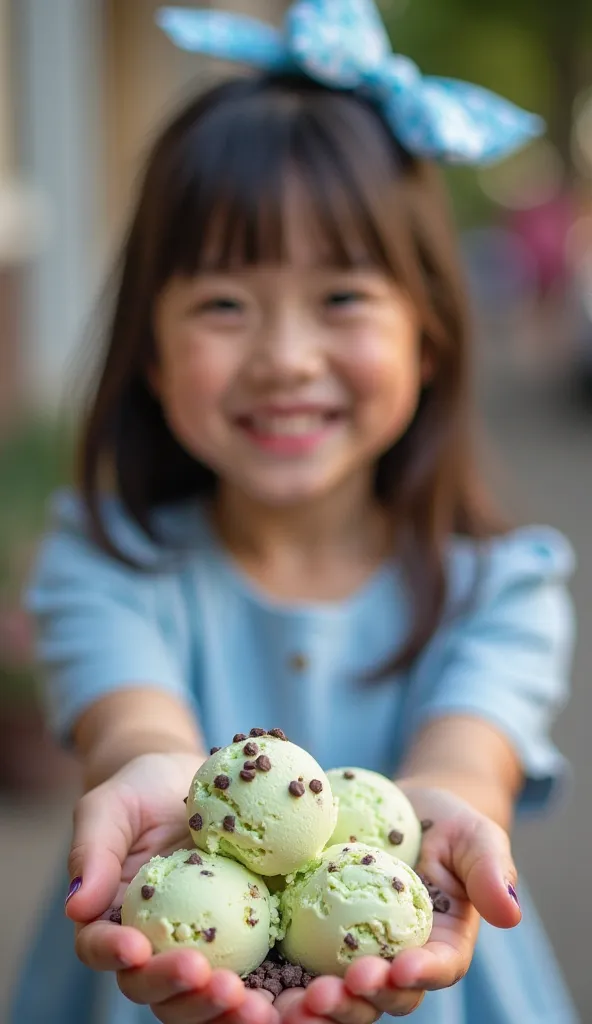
[12,2,578,1022]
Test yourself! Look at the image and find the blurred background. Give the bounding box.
[0,0,591,1017]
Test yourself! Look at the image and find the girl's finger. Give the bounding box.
[150,969,246,1023]
[66,786,135,923]
[451,817,521,928]
[344,957,391,1000]
[75,920,152,972]
[117,949,212,1005]
[220,989,282,1024]
[388,937,473,992]
[303,976,380,1024]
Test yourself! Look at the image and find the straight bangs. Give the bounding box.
[155,76,430,304]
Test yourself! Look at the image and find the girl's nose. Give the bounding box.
[247,314,325,388]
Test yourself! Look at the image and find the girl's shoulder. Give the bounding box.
[447,524,576,606]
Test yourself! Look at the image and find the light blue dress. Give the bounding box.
[11,491,579,1023]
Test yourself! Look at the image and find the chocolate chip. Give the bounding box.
[249,884,261,898]
[250,728,266,737]
[244,742,259,757]
[342,847,350,853]
[203,928,216,942]
[343,770,355,780]
[233,733,247,743]
[109,907,122,925]
[289,780,305,797]
[185,852,203,865]
[433,893,451,913]
[388,829,404,846]
[256,755,271,772]
[223,815,236,832]
[262,977,283,997]
[243,760,257,771]
[392,877,405,892]
[421,819,434,832]
[247,916,259,927]
[240,769,256,781]
[350,835,358,842]
[268,728,287,740]
[361,854,375,865]
[309,779,323,794]
[328,862,337,872]
[183,796,188,805]
[210,746,221,755]
[201,870,214,877]
[344,933,359,950]
[141,885,155,900]
[189,813,203,831]
[214,774,230,790]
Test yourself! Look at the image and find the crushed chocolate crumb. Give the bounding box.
[244,742,259,757]
[421,819,434,832]
[344,933,359,950]
[249,884,260,898]
[240,769,256,781]
[245,975,263,989]
[210,747,221,755]
[361,854,375,865]
[201,870,214,877]
[392,877,405,893]
[289,780,305,797]
[263,977,283,998]
[256,755,272,772]
[281,964,303,987]
[233,733,247,743]
[214,774,230,790]
[223,815,236,832]
[268,728,287,740]
[328,862,337,872]
[388,829,404,846]
[203,928,216,942]
[250,728,266,737]
[247,916,259,927]
[189,813,203,831]
[350,835,358,842]
[109,907,122,925]
[302,974,313,988]
[185,852,203,865]
[343,770,355,780]
[183,796,188,805]
[141,885,155,900]
[433,893,451,913]
[309,779,323,794]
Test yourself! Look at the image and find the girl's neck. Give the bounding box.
[210,473,395,603]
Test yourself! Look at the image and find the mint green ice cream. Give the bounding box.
[327,768,422,867]
[187,734,337,876]
[122,849,279,976]
[279,842,432,977]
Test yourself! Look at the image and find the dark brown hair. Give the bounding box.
[79,73,507,671]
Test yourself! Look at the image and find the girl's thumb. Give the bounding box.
[455,817,522,930]
[65,788,132,923]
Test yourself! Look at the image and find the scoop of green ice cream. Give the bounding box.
[187,734,337,876]
[279,842,432,977]
[122,849,279,976]
[327,768,422,867]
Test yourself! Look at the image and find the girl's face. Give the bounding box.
[151,223,427,510]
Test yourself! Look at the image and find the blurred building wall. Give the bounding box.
[15,0,288,411]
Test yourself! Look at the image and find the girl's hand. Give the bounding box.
[65,752,279,1024]
[273,788,521,1022]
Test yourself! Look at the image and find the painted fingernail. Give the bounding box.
[65,876,83,908]
[508,883,520,907]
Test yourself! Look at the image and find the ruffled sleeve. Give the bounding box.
[409,527,576,813]
[25,490,192,744]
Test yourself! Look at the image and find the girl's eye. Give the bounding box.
[199,297,244,314]
[325,291,367,309]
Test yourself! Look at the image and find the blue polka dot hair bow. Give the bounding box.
[156,0,544,165]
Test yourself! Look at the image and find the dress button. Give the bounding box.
[288,652,309,673]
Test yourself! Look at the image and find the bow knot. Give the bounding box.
[156,0,543,165]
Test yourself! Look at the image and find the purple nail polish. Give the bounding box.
[65,876,83,908]
[508,883,520,908]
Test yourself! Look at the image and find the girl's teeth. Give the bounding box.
[251,415,327,436]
